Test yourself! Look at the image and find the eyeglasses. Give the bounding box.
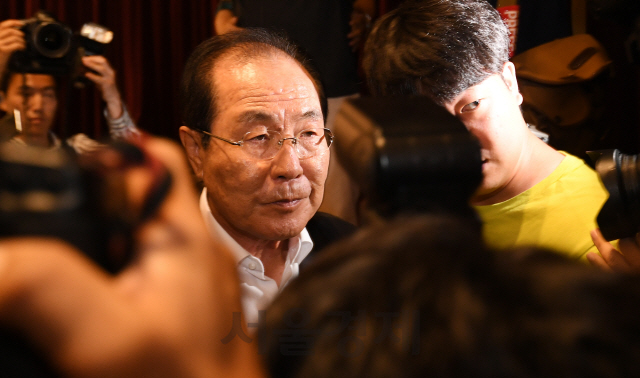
[195,127,334,160]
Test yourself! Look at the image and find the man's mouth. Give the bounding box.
[270,198,303,207]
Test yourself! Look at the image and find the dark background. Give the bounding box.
[2,0,639,155]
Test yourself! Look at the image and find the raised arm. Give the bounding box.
[0,19,25,75]
[81,55,140,139]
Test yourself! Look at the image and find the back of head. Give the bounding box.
[363,0,510,104]
[179,28,327,137]
[259,214,640,378]
[259,214,489,378]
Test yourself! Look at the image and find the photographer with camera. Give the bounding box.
[361,0,609,261]
[0,16,138,153]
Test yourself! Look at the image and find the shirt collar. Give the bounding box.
[199,188,313,267]
[11,131,62,149]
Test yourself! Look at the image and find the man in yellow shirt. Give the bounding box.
[362,0,608,260]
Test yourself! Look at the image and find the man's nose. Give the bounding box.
[271,139,303,180]
[27,93,44,112]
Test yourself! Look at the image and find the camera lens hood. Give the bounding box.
[30,21,72,59]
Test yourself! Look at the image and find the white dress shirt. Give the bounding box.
[199,189,313,326]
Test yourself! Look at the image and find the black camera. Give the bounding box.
[589,149,640,240]
[0,141,133,273]
[0,111,171,273]
[9,10,113,77]
[333,96,483,220]
[0,133,172,377]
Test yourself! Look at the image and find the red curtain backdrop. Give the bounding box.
[1,0,219,141]
[2,1,408,142]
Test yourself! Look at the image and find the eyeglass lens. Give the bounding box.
[242,128,331,159]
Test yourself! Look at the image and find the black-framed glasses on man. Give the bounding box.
[194,127,334,160]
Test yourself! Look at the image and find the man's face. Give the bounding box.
[444,63,527,204]
[0,73,57,137]
[183,52,329,242]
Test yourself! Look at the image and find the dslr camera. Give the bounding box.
[0,133,173,377]
[9,10,113,78]
[590,149,640,240]
[333,96,483,221]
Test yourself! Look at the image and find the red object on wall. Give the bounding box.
[497,4,520,58]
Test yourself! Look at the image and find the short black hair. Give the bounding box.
[363,0,510,104]
[1,69,59,94]
[179,28,327,146]
[0,69,13,93]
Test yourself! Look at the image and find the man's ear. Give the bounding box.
[178,126,205,180]
[502,62,523,105]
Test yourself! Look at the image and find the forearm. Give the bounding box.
[104,104,140,140]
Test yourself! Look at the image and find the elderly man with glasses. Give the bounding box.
[179,28,356,326]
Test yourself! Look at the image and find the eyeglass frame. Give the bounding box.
[193,127,334,160]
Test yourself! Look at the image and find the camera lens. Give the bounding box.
[32,22,72,59]
[591,149,640,240]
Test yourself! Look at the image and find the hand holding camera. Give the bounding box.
[5,11,112,79]
[81,55,125,119]
[0,19,26,72]
[588,149,640,273]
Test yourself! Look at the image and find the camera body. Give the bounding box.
[589,149,640,240]
[0,141,133,273]
[333,96,483,220]
[9,10,112,77]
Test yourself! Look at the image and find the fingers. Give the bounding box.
[82,55,124,117]
[586,251,613,272]
[82,55,116,84]
[617,235,640,270]
[220,21,242,35]
[214,10,241,35]
[625,232,640,267]
[590,229,632,273]
[0,20,26,60]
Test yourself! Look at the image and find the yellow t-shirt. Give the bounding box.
[474,152,608,261]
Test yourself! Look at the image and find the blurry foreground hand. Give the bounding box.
[0,135,264,378]
[589,229,640,274]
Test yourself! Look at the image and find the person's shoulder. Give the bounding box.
[558,151,592,170]
[307,212,357,239]
[553,151,607,195]
[304,212,357,261]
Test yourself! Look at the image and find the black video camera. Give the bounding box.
[0,111,171,273]
[589,149,640,241]
[9,10,113,78]
[333,96,483,220]
[0,131,172,377]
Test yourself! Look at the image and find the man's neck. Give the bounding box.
[206,201,292,285]
[253,240,289,286]
[472,133,564,206]
[17,133,52,148]
[224,225,290,286]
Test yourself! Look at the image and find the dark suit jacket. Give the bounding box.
[301,211,357,269]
